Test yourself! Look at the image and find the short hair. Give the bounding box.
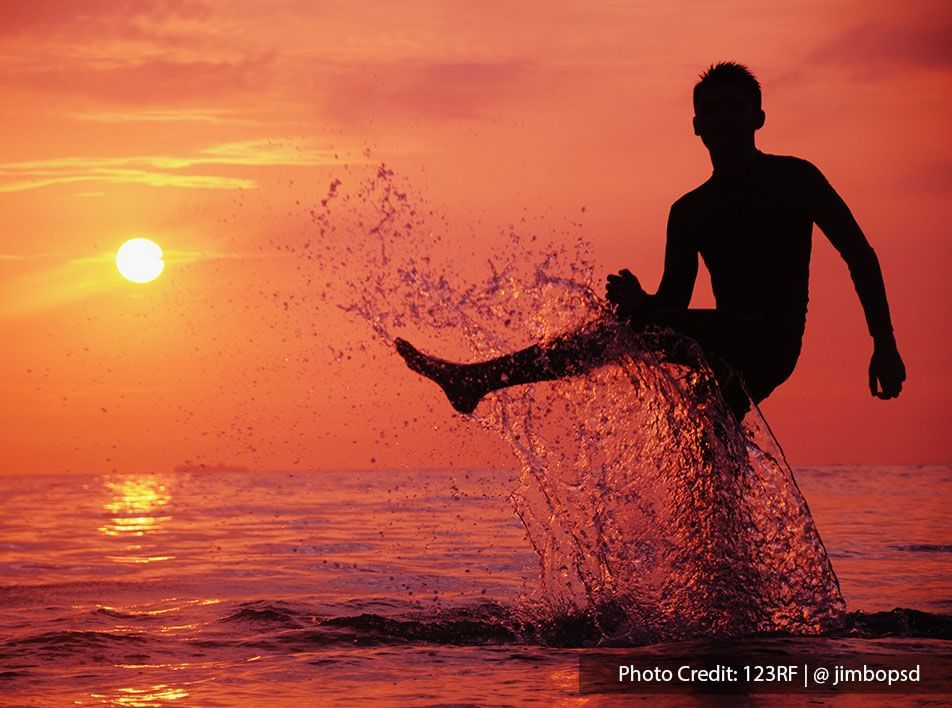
[693,62,762,111]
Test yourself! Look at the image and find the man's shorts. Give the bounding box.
[634,309,804,418]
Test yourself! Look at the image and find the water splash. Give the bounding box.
[320,164,845,642]
[496,327,845,642]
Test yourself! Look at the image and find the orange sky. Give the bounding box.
[2,0,950,475]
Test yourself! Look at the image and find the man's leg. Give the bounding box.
[636,309,753,418]
[396,308,750,413]
[395,319,625,414]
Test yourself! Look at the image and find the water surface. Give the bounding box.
[1,466,948,704]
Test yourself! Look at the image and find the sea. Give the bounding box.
[1,464,949,706]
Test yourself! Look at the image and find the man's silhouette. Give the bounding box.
[395,62,906,419]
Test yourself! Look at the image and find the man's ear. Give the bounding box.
[693,116,701,136]
[754,109,765,130]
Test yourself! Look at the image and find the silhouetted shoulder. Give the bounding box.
[761,153,843,218]
[761,153,828,180]
[671,178,715,210]
[668,180,715,229]
[666,184,710,245]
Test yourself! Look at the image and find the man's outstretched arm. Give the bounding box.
[809,164,906,399]
[606,202,698,317]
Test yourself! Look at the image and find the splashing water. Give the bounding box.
[315,164,845,642]
[497,328,846,642]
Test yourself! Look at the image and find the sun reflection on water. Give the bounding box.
[98,475,174,564]
[88,683,189,706]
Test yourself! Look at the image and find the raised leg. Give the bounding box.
[395,320,622,414]
[395,309,763,419]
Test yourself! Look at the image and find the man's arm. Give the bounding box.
[606,202,698,317]
[808,163,906,399]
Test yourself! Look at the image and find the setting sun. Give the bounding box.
[116,238,164,283]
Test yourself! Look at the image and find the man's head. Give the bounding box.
[692,62,765,152]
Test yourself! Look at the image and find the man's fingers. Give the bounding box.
[607,270,644,314]
[620,269,640,287]
[870,373,903,399]
[606,274,635,298]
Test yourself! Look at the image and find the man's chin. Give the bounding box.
[704,136,752,153]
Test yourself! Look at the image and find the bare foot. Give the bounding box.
[394,338,484,414]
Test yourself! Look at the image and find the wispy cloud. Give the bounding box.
[810,21,952,75]
[6,55,275,105]
[0,245,295,321]
[70,108,259,125]
[0,1,213,38]
[69,248,294,266]
[0,1,269,105]
[0,257,124,321]
[0,139,349,194]
[0,171,256,194]
[319,58,542,121]
[0,251,65,261]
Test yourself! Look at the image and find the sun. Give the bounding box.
[116,238,164,283]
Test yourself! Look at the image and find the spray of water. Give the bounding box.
[316,164,845,642]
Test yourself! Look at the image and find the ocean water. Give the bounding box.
[1,465,949,705]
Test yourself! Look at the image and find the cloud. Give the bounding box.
[3,55,275,105]
[810,21,952,74]
[1,139,340,171]
[195,139,343,166]
[0,251,64,261]
[0,139,349,194]
[319,58,543,121]
[69,247,291,266]
[70,108,259,125]
[0,243,294,320]
[905,157,952,194]
[0,0,267,105]
[0,171,256,194]
[0,0,210,37]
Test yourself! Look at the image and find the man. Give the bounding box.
[395,62,905,419]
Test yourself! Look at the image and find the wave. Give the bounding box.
[843,608,952,640]
[218,601,952,648]
[0,630,149,662]
[892,544,952,553]
[2,602,948,667]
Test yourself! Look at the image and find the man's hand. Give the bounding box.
[605,269,647,319]
[869,336,906,399]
